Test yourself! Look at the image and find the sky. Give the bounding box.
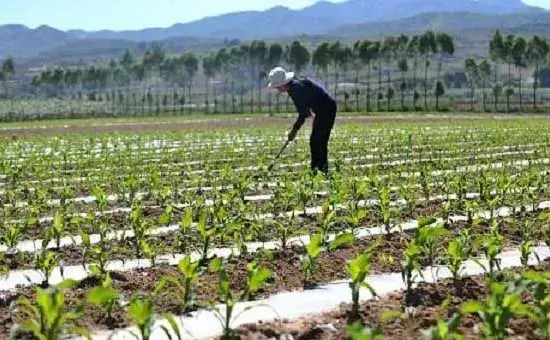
[1,0,549,31]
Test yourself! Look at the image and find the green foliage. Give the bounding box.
[86,274,122,323]
[12,280,90,340]
[347,243,378,316]
[461,282,531,340]
[302,233,324,287]
[127,297,156,340]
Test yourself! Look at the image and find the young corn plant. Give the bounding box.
[159,204,174,228]
[347,244,379,318]
[376,182,398,235]
[175,206,193,254]
[446,229,472,282]
[473,221,503,279]
[86,274,124,326]
[342,204,368,236]
[520,271,550,339]
[130,205,153,258]
[47,210,70,250]
[518,219,537,267]
[401,241,423,300]
[398,177,418,218]
[318,201,336,244]
[11,280,90,340]
[209,258,272,339]
[197,210,215,266]
[414,218,447,267]
[461,282,531,340]
[346,322,383,340]
[420,164,433,201]
[127,296,156,340]
[80,213,111,280]
[427,314,463,340]
[302,234,324,288]
[32,250,59,288]
[0,222,23,253]
[155,255,202,313]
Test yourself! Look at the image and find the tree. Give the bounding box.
[512,36,527,111]
[215,48,231,113]
[419,31,437,110]
[407,35,421,108]
[182,52,199,113]
[312,42,332,87]
[479,60,492,112]
[249,40,268,112]
[503,34,516,112]
[435,81,445,111]
[267,43,284,69]
[0,57,15,99]
[337,46,353,111]
[357,40,377,112]
[464,58,480,111]
[352,41,364,112]
[287,41,310,74]
[369,41,382,111]
[436,33,455,81]
[396,34,410,110]
[382,37,398,111]
[328,41,343,100]
[489,30,505,110]
[202,53,217,113]
[120,49,134,71]
[526,35,549,110]
[143,43,166,82]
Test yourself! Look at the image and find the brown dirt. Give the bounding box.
[0,115,536,137]
[233,263,550,340]
[0,232,405,338]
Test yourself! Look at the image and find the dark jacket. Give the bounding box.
[287,77,336,131]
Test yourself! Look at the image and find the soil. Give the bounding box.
[0,115,531,137]
[233,262,550,340]
[4,199,549,273]
[0,233,407,338]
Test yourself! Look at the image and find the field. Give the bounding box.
[3,114,550,339]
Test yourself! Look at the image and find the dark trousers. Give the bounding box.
[310,106,336,173]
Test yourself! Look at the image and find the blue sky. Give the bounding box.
[2,0,549,31]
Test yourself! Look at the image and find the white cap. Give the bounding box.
[267,67,294,89]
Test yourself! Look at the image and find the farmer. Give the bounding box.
[267,67,337,174]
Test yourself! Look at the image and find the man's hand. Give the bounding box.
[288,128,298,142]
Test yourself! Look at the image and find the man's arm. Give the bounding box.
[288,96,310,141]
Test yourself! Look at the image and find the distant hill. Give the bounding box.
[327,11,550,38]
[70,0,540,41]
[0,0,546,61]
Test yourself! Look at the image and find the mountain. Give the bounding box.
[0,0,545,59]
[67,0,541,41]
[0,24,73,57]
[327,11,550,38]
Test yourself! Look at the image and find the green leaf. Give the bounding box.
[330,232,354,251]
[160,313,183,340]
[418,216,437,228]
[87,286,118,305]
[128,298,155,326]
[461,301,484,314]
[306,234,323,258]
[181,207,193,229]
[248,267,272,293]
[209,257,223,272]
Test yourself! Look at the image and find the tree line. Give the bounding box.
[7,29,550,115]
[27,30,458,112]
[464,31,549,112]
